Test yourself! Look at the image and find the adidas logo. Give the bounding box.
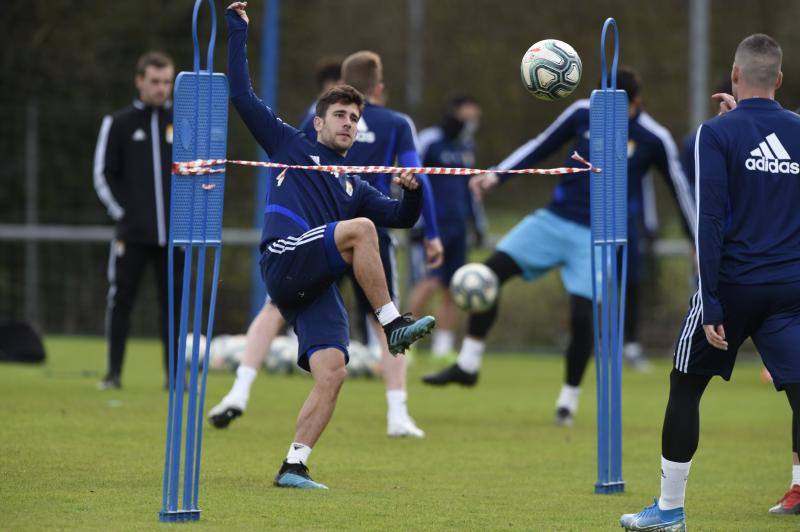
[745,133,799,174]
[355,118,375,143]
[132,128,146,141]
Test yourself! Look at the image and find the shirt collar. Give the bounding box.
[316,141,347,163]
[735,97,781,110]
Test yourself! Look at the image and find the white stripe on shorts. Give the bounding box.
[675,290,701,372]
[267,226,326,254]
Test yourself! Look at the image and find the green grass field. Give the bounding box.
[1,337,796,531]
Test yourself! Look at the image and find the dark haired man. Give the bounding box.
[423,66,695,429]
[225,2,434,490]
[209,49,441,439]
[93,51,183,390]
[621,33,800,529]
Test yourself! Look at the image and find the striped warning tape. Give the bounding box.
[172,151,599,177]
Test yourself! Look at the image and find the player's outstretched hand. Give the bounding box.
[424,237,444,268]
[703,324,728,351]
[393,171,419,190]
[469,172,499,200]
[712,92,736,115]
[227,2,249,24]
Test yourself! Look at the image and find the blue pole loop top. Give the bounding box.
[192,0,218,73]
[600,18,620,90]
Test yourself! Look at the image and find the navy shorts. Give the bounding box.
[673,282,800,390]
[261,223,350,371]
[351,227,398,315]
[429,229,467,286]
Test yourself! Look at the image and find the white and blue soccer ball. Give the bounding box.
[450,263,499,313]
[346,341,383,379]
[266,335,299,375]
[209,334,246,371]
[520,39,582,101]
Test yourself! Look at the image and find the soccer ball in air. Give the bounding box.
[520,39,582,101]
[450,263,499,313]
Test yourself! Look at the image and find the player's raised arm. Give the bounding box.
[694,124,728,326]
[495,99,589,181]
[226,2,293,156]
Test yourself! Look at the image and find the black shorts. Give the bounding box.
[673,281,800,390]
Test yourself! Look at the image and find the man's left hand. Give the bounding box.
[393,171,419,190]
[703,324,728,351]
[424,237,444,268]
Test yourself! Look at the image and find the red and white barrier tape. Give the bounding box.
[172,151,599,177]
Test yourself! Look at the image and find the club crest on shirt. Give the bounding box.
[345,180,354,196]
[627,140,637,158]
[165,123,173,144]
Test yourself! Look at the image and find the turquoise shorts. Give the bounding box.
[497,209,595,299]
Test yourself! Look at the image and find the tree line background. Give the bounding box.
[2,0,800,351]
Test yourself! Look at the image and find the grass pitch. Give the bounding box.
[0,337,796,530]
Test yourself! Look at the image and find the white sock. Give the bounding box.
[659,456,691,510]
[376,302,401,326]
[228,365,258,405]
[555,384,581,413]
[286,442,312,465]
[432,330,455,356]
[386,389,408,421]
[456,337,484,373]
[792,464,800,487]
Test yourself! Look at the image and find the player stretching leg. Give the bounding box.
[224,3,434,489]
[422,68,695,427]
[210,50,444,439]
[621,34,800,529]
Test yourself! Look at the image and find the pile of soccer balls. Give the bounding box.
[184,333,381,379]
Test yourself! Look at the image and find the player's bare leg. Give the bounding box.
[274,348,347,490]
[409,278,458,358]
[366,317,425,438]
[208,302,285,428]
[335,218,436,355]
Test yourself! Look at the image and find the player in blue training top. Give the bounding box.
[297,55,343,126]
[621,34,800,530]
[407,96,486,357]
[423,66,696,428]
[209,49,442,439]
[222,2,435,490]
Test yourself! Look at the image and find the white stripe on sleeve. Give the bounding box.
[638,112,697,238]
[93,116,125,221]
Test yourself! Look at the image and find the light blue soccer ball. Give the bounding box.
[450,263,499,313]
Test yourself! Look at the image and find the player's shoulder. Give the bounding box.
[635,111,678,149]
[562,98,591,116]
[110,101,145,122]
[418,126,443,154]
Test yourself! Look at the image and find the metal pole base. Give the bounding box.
[159,509,201,523]
[594,481,625,494]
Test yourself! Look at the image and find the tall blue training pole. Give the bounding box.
[160,0,229,522]
[590,17,628,495]
[250,0,281,319]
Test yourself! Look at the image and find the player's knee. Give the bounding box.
[570,296,593,329]
[483,251,522,285]
[318,365,347,390]
[351,217,377,239]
